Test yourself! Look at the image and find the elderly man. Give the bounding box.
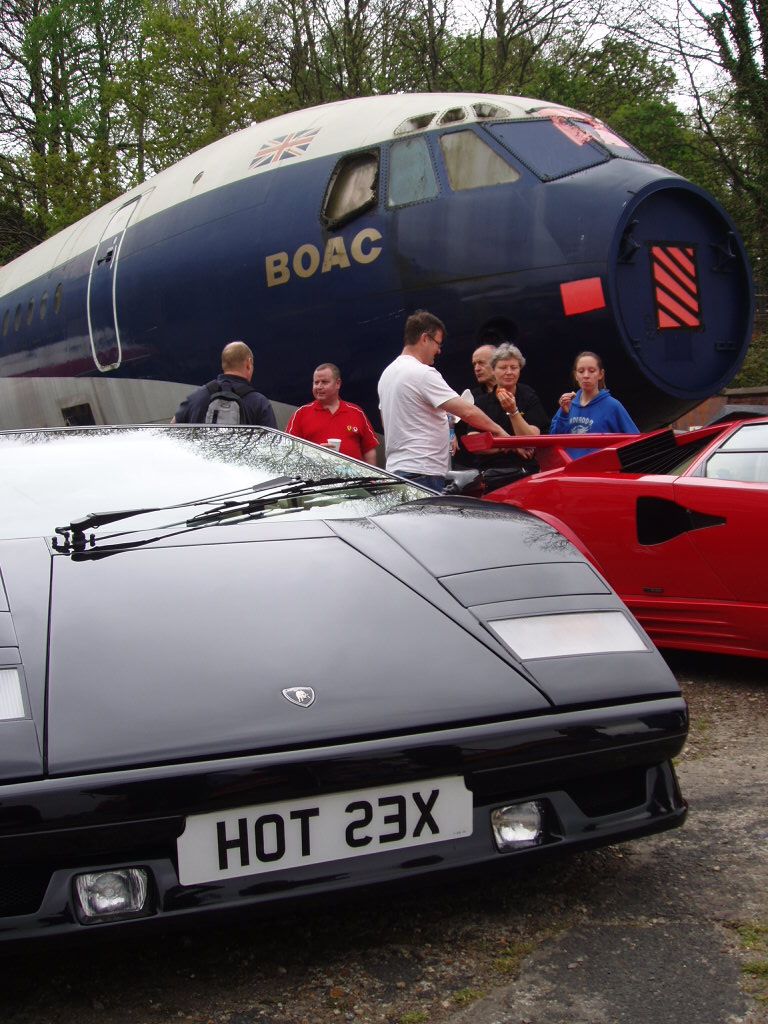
[378,310,510,491]
[471,344,498,399]
[172,341,276,426]
[286,363,379,464]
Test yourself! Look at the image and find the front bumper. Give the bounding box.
[0,698,687,941]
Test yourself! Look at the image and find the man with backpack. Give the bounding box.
[172,341,276,427]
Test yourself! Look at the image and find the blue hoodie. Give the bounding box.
[550,388,639,459]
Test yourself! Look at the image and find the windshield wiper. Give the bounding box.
[52,475,297,552]
[183,476,400,527]
[52,474,401,553]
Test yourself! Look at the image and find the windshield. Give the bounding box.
[0,427,422,540]
[486,118,647,181]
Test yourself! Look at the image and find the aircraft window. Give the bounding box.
[439,107,466,125]
[472,103,510,119]
[39,291,48,320]
[388,137,439,207]
[486,119,612,180]
[570,120,647,161]
[26,299,34,325]
[14,304,21,331]
[54,284,63,313]
[322,150,378,228]
[439,131,521,191]
[2,310,8,336]
[394,113,436,135]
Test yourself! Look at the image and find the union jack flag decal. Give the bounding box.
[650,244,702,330]
[250,128,321,168]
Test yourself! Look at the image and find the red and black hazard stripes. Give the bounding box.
[650,245,702,330]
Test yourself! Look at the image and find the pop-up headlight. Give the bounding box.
[489,611,647,660]
[0,667,25,720]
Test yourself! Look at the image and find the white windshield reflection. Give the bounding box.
[0,427,417,539]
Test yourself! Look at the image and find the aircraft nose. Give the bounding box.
[609,180,753,400]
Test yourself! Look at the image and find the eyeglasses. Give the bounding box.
[424,333,443,348]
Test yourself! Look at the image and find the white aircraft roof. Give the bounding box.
[0,92,582,292]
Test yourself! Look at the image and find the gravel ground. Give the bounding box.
[4,650,767,1024]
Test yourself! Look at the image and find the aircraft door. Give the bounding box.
[87,197,140,371]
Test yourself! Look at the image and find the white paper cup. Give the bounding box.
[326,438,342,451]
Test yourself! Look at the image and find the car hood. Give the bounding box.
[41,504,563,774]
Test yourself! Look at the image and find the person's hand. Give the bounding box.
[496,387,517,414]
[559,391,576,414]
[519,447,535,460]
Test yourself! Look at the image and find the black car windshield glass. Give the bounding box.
[0,427,422,540]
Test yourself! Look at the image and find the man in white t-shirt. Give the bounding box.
[378,310,510,491]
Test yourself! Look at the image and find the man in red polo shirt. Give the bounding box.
[286,363,379,464]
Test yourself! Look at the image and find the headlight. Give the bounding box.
[491,801,545,850]
[74,868,149,922]
[489,611,647,660]
[0,667,25,720]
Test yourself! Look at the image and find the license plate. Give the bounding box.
[177,775,473,885]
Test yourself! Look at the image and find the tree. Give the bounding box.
[617,0,768,296]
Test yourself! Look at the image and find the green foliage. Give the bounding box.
[399,1012,429,1024]
[493,939,536,974]
[732,334,768,388]
[532,38,676,116]
[452,987,485,1004]
[0,164,45,264]
[134,0,269,166]
[731,919,768,1004]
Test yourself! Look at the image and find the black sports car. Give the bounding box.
[0,426,687,941]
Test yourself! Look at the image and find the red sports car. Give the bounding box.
[473,418,768,660]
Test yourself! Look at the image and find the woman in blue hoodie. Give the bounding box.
[550,351,639,458]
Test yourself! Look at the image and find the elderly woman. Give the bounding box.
[457,342,549,480]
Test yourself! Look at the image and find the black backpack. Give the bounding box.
[203,380,256,425]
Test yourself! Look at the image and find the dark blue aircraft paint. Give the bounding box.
[0,101,754,430]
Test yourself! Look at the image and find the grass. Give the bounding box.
[493,940,537,975]
[730,920,768,1004]
[399,1012,429,1024]
[452,987,485,1005]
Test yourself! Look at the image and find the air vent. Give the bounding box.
[636,496,725,545]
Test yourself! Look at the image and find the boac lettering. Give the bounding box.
[266,227,383,287]
[293,244,320,278]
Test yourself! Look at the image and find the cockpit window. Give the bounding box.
[487,119,609,179]
[487,118,647,180]
[394,113,436,135]
[439,107,466,125]
[439,130,520,191]
[322,150,379,228]
[570,119,647,161]
[388,137,439,207]
[472,102,510,119]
